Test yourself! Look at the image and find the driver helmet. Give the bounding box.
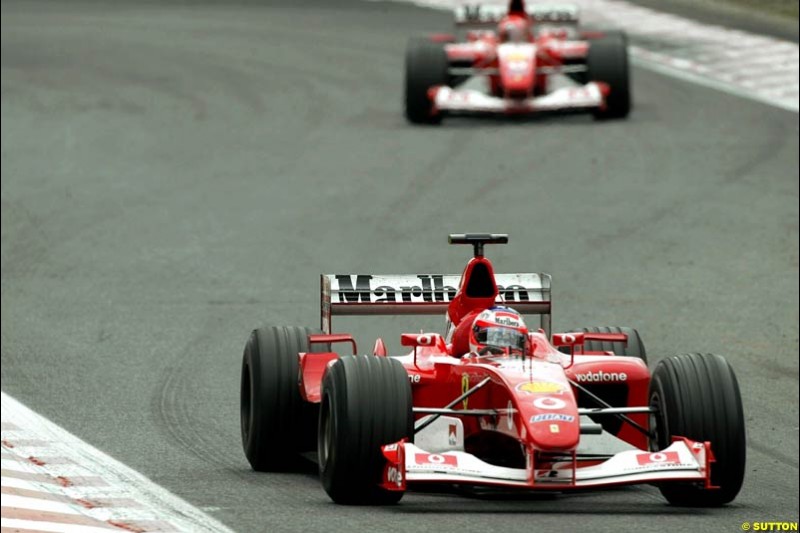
[498,16,531,43]
[469,306,529,355]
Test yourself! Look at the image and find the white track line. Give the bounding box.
[1,519,124,533]
[2,494,83,515]
[1,391,235,533]
[382,0,800,112]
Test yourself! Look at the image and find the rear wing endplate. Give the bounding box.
[321,273,551,336]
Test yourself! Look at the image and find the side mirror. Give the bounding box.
[400,333,446,349]
[551,332,628,349]
[308,333,357,355]
[401,333,447,367]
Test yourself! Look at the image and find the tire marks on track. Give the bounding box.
[1,392,234,533]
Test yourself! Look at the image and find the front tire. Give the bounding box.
[587,31,631,119]
[405,38,448,124]
[240,326,326,471]
[649,353,746,506]
[319,355,413,504]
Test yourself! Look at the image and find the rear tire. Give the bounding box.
[240,326,326,471]
[405,38,449,124]
[587,31,631,119]
[649,353,746,506]
[319,355,413,504]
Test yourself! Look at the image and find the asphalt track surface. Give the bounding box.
[1,1,798,532]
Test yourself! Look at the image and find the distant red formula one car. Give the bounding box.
[240,234,745,506]
[404,0,630,123]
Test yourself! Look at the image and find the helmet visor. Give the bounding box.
[476,327,526,351]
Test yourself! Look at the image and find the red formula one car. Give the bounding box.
[240,234,745,506]
[404,1,630,123]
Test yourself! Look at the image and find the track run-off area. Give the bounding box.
[2,0,797,532]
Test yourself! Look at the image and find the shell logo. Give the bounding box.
[516,381,565,394]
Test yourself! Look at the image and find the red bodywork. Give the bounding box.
[392,330,651,454]
[423,0,612,116]
[301,246,715,493]
[446,22,589,100]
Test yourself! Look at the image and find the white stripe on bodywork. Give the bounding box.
[404,440,706,486]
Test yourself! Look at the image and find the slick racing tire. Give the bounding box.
[587,30,631,119]
[405,38,448,125]
[649,353,746,506]
[319,355,413,505]
[240,326,327,471]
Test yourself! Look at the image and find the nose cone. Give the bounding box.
[525,395,580,451]
[498,44,536,98]
[513,376,580,451]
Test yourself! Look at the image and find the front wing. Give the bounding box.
[431,82,607,115]
[381,438,714,491]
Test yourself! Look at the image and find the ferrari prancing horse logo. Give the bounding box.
[461,373,470,409]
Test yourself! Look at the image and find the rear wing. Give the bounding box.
[321,273,551,336]
[454,3,580,26]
